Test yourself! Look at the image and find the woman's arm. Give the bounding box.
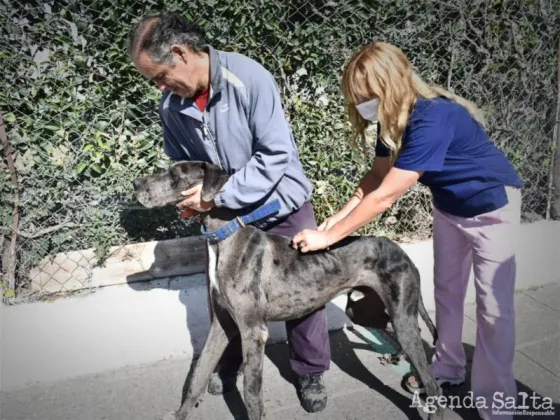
[327,166,422,243]
[355,156,393,198]
[293,165,422,252]
[318,157,393,230]
[328,157,393,217]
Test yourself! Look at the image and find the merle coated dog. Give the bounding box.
[132,161,443,420]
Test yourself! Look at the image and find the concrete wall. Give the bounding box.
[1,220,559,392]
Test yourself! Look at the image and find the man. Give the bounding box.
[127,13,330,412]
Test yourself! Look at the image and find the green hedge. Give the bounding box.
[1,0,558,294]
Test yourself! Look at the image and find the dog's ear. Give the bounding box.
[200,162,228,202]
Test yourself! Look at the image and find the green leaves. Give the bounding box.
[0,0,556,298]
[3,289,16,299]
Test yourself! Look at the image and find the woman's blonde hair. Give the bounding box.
[341,41,485,158]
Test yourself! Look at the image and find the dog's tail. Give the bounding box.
[418,291,438,345]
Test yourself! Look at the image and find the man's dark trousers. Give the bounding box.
[216,201,331,376]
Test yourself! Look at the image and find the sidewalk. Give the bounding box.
[1,282,558,420]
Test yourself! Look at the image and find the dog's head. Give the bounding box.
[132,161,228,208]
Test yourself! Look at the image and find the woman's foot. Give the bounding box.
[405,372,465,394]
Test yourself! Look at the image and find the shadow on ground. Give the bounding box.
[205,327,554,420]
[124,240,556,420]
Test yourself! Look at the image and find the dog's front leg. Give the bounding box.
[172,316,229,420]
[240,323,269,420]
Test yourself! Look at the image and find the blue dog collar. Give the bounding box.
[201,199,281,244]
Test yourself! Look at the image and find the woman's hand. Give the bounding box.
[292,229,331,253]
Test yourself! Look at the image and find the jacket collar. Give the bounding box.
[161,45,224,116]
[206,45,225,96]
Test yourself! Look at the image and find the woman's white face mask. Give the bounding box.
[355,99,380,122]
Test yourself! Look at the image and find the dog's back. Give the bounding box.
[216,228,419,324]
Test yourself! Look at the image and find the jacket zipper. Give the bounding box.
[201,88,224,170]
[202,111,223,170]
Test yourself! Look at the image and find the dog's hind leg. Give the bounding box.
[392,314,444,419]
[388,299,444,420]
[173,316,230,420]
[240,322,269,420]
[417,281,438,345]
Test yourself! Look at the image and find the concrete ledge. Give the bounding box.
[2,219,559,392]
[29,236,206,293]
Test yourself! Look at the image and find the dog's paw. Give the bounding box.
[379,353,401,366]
[160,410,178,420]
[378,353,390,365]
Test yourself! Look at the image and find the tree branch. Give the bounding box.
[0,222,79,239]
[547,39,560,220]
[0,111,19,292]
[447,42,456,91]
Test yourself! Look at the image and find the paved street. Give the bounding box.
[1,282,558,420]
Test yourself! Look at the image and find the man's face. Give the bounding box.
[134,46,206,98]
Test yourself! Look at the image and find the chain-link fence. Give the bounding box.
[1,0,559,303]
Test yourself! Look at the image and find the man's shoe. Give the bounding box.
[207,370,241,395]
[296,373,328,413]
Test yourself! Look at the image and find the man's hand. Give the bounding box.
[179,208,199,220]
[291,229,331,253]
[176,184,215,213]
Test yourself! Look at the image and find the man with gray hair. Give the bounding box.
[127,12,330,413]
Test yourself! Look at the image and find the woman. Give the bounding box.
[292,41,522,420]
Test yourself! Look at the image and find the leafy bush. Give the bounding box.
[1,0,558,295]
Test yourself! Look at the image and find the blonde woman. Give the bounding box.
[292,42,522,420]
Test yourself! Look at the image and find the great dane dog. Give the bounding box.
[132,160,443,420]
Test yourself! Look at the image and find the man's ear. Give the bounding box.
[170,44,188,64]
[200,162,228,202]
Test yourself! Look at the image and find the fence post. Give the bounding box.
[549,40,560,220]
[0,111,20,296]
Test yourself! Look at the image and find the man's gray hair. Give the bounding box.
[127,13,208,64]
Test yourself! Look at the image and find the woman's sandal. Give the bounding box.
[405,373,465,394]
